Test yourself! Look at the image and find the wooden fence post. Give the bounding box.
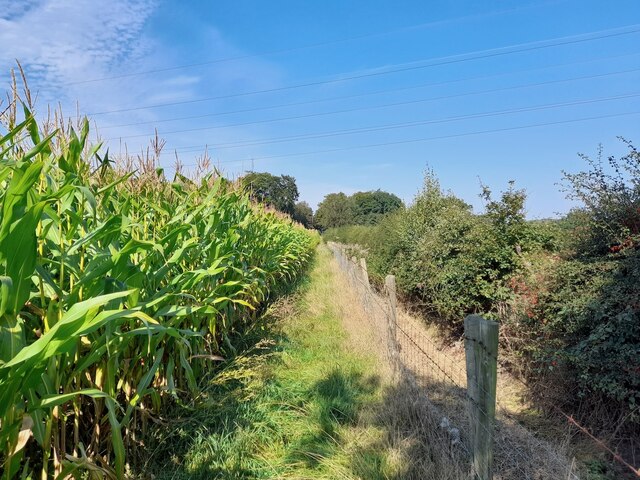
[464,315,499,480]
[351,256,358,285]
[359,258,370,290]
[384,275,399,377]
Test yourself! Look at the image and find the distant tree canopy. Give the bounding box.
[314,190,403,230]
[351,190,403,225]
[314,193,353,230]
[241,172,299,215]
[293,201,314,228]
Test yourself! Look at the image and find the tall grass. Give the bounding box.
[0,88,316,478]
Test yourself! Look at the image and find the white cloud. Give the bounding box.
[0,0,191,155]
[0,0,287,171]
[0,0,158,101]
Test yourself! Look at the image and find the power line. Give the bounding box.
[88,24,640,117]
[176,111,640,167]
[62,3,549,86]
[100,56,640,131]
[167,92,640,153]
[107,75,640,142]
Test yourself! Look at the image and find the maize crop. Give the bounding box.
[0,100,316,478]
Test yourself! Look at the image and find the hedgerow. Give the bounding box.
[324,141,639,417]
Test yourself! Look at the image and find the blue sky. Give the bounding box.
[1,0,639,217]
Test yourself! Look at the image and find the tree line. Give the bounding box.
[240,171,403,230]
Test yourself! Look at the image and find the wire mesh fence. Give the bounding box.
[328,242,584,480]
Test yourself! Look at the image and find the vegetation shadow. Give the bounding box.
[350,375,469,480]
[284,369,380,469]
[133,257,318,479]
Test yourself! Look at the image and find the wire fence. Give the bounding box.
[328,242,605,480]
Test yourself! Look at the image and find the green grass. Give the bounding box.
[140,246,399,479]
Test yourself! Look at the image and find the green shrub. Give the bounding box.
[363,173,545,325]
[533,252,640,411]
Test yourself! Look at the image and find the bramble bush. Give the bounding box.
[561,138,640,255]
[532,139,640,412]
[533,254,640,411]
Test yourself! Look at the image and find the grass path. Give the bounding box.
[141,246,412,479]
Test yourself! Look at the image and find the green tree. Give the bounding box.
[314,192,354,230]
[241,172,299,214]
[351,190,403,225]
[293,201,314,228]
